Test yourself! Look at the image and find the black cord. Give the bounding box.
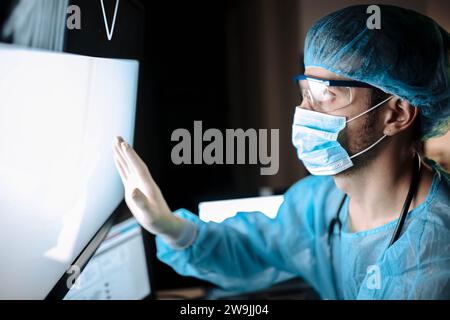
[328,194,347,245]
[388,154,422,247]
[328,193,347,299]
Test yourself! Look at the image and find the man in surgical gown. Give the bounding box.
[112,5,450,299]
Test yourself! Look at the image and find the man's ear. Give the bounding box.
[382,97,418,136]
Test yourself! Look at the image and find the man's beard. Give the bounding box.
[335,111,384,177]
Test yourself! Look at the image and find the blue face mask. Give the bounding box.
[292,96,393,176]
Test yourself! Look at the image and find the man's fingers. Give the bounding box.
[113,137,130,175]
[114,156,128,183]
[121,141,156,183]
[114,144,130,175]
[120,141,142,169]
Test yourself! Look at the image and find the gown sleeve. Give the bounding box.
[155,176,323,292]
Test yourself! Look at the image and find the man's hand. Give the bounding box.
[112,137,187,240]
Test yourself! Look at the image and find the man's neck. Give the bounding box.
[333,148,433,232]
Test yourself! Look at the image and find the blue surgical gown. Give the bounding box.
[156,161,450,299]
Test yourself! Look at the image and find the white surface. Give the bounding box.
[64,218,151,300]
[0,44,139,299]
[198,195,284,223]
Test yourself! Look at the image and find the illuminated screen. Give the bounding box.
[0,43,139,299]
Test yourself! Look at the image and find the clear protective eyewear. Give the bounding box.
[294,75,375,112]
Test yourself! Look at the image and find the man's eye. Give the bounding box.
[320,90,336,102]
[301,90,312,101]
[325,88,338,97]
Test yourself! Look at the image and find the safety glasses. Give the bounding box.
[294,75,375,112]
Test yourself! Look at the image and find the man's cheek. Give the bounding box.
[337,128,352,153]
[339,125,365,156]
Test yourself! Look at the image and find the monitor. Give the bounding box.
[64,217,153,300]
[198,195,284,223]
[0,43,139,299]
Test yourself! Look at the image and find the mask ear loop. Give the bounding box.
[347,95,394,123]
[346,96,394,160]
[349,135,387,159]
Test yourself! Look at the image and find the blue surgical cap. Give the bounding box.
[304,5,450,140]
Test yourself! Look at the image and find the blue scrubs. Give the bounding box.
[156,161,450,299]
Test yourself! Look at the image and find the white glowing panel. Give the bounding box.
[0,44,139,299]
[198,195,284,223]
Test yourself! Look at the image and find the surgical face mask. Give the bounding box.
[292,96,393,176]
